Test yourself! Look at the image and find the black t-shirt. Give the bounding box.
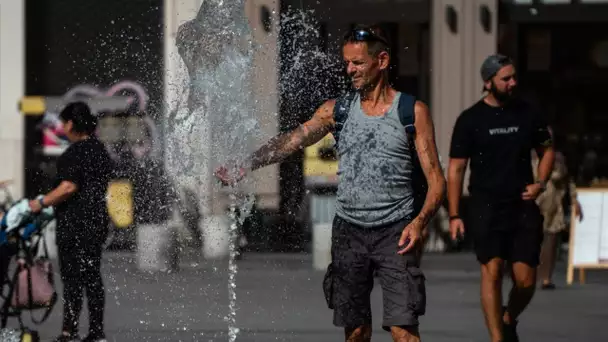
[449,99,552,202]
[54,137,115,244]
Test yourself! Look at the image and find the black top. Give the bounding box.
[449,99,552,202]
[54,137,114,245]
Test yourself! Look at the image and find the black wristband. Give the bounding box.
[449,215,460,221]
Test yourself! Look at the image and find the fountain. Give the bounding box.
[164,1,259,340]
[163,1,344,340]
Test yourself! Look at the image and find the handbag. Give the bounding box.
[11,258,55,310]
[9,235,57,324]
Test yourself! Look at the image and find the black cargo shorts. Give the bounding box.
[323,215,426,330]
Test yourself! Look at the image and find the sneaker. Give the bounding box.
[81,334,107,342]
[501,306,519,342]
[502,321,519,342]
[52,333,79,342]
[541,282,556,290]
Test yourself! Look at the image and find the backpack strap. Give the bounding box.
[397,93,417,137]
[397,93,428,215]
[332,92,356,147]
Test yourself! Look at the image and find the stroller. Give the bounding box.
[0,198,58,342]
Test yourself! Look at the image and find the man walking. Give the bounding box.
[216,25,445,342]
[447,54,555,342]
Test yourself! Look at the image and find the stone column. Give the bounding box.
[431,0,497,195]
[246,0,280,211]
[162,0,281,261]
[0,0,25,198]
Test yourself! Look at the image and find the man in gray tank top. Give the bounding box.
[216,24,446,342]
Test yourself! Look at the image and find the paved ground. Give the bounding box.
[4,251,608,341]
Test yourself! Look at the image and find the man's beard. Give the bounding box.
[490,82,515,103]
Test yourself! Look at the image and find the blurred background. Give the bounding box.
[3,0,607,254]
[1,0,608,340]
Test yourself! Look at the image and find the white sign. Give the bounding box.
[571,191,608,266]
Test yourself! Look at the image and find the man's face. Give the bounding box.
[342,42,388,90]
[486,64,518,101]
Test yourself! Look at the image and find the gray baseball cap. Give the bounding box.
[480,54,513,82]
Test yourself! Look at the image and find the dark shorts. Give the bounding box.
[469,198,544,267]
[323,215,426,330]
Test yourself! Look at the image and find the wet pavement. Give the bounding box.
[6,252,608,341]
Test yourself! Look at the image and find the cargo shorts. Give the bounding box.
[323,215,426,330]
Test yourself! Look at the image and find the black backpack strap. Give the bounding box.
[397,93,427,215]
[397,93,417,137]
[332,92,356,147]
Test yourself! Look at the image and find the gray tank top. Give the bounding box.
[335,92,415,227]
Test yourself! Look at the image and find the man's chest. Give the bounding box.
[340,117,408,155]
[470,113,533,153]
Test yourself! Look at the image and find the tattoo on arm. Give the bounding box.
[247,101,335,171]
[413,102,446,226]
[248,126,307,171]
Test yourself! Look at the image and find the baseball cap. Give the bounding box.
[480,54,513,82]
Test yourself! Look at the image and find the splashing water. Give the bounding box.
[164,1,343,340]
[279,8,347,120]
[165,1,258,341]
[0,328,21,342]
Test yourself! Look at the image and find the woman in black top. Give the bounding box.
[30,102,114,342]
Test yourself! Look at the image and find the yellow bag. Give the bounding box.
[106,180,134,228]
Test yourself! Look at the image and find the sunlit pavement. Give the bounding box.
[11,252,608,341]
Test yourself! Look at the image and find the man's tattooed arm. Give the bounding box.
[247,100,336,172]
[412,101,447,227]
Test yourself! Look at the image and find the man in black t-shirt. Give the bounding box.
[447,55,555,342]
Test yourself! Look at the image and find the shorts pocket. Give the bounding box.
[406,267,426,316]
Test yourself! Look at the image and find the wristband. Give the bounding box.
[449,215,460,221]
[39,197,46,208]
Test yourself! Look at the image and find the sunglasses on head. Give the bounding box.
[347,28,389,46]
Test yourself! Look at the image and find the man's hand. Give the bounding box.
[214,165,247,186]
[449,217,465,241]
[29,199,42,214]
[398,218,425,255]
[522,183,543,201]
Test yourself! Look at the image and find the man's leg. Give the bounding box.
[468,201,508,342]
[390,326,421,342]
[345,326,372,342]
[505,202,544,325]
[373,219,425,342]
[330,216,374,342]
[504,262,536,324]
[480,257,505,342]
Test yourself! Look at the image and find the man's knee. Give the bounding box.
[345,325,372,342]
[390,325,421,342]
[511,262,537,288]
[481,257,504,283]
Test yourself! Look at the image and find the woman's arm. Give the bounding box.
[29,181,78,212]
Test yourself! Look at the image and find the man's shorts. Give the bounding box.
[468,198,544,267]
[323,215,426,330]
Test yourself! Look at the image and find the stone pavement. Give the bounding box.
[6,252,608,341]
